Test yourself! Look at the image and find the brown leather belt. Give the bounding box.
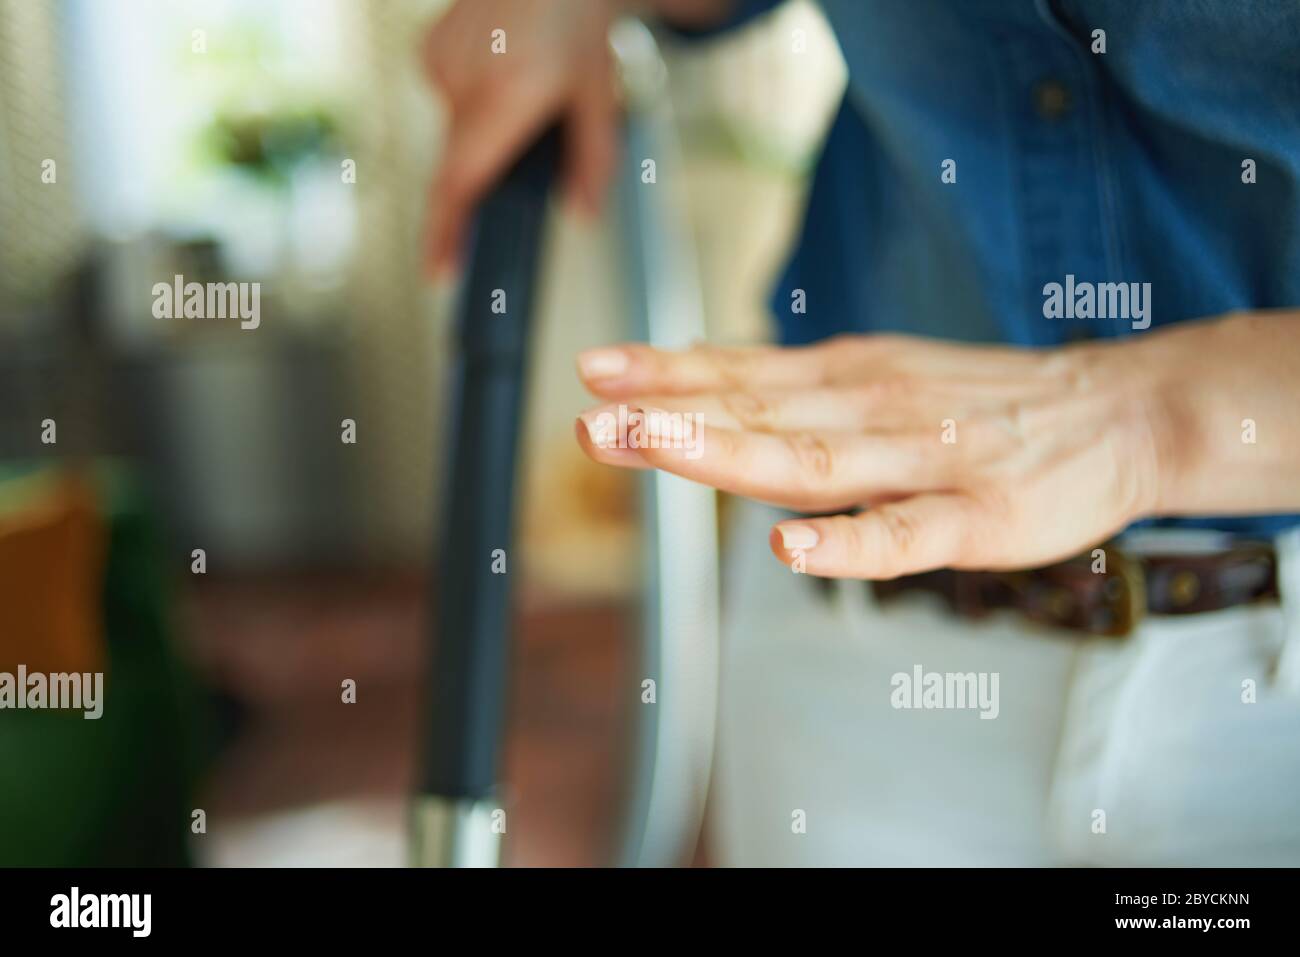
[844,540,1279,638]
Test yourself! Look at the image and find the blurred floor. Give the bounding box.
[182,573,631,867]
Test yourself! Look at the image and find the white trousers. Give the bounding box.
[709,502,1300,866]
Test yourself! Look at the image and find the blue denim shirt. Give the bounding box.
[678,0,1300,537]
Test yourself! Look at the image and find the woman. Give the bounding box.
[425,0,1300,865]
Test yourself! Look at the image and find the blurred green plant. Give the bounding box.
[175,15,351,192]
[201,108,342,186]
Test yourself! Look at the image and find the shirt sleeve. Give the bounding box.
[658,0,787,41]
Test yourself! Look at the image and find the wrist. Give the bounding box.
[1129,312,1299,517]
[1068,323,1206,522]
[1136,328,1204,517]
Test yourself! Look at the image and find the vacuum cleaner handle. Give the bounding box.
[413,127,562,867]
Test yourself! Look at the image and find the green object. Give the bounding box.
[204,108,342,185]
[0,463,206,866]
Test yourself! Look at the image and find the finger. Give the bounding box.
[576,337,1072,401]
[425,81,563,276]
[576,341,855,398]
[574,414,653,470]
[769,494,980,579]
[630,408,954,511]
[426,171,468,278]
[562,50,618,218]
[579,387,953,435]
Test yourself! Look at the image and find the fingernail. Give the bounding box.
[565,184,596,220]
[433,256,458,282]
[577,409,615,448]
[578,348,628,379]
[778,524,819,550]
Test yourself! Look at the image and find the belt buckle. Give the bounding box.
[1098,543,1146,638]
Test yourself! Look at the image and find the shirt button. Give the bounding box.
[1033,79,1073,120]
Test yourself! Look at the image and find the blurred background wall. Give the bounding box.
[0,0,843,865]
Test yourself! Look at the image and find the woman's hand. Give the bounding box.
[574,314,1300,579]
[421,0,739,276]
[422,0,620,275]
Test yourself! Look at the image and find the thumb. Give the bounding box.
[770,494,979,580]
[562,54,618,218]
[426,83,562,277]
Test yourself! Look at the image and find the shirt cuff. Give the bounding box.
[658,0,786,41]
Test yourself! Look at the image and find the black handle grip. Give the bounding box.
[421,128,562,799]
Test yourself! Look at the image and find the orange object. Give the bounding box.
[0,472,106,675]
